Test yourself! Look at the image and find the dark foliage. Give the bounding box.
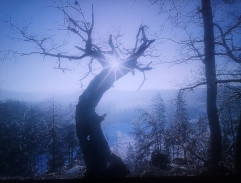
[0,100,82,178]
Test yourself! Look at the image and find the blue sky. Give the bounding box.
[0,0,202,93]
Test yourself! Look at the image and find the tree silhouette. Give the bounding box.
[7,2,155,177]
[151,0,241,173]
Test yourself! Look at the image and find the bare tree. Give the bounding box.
[151,0,241,173]
[6,2,155,177]
[181,1,241,172]
[199,0,222,172]
[172,92,189,160]
[132,93,167,172]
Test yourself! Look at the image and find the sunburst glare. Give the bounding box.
[109,56,121,70]
[97,55,134,88]
[108,56,122,84]
[98,55,124,88]
[111,59,120,70]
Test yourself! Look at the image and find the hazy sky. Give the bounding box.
[0,0,201,93]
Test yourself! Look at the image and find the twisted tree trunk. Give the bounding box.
[75,64,134,177]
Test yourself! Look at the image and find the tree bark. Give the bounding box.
[75,63,134,177]
[235,115,241,174]
[201,0,222,172]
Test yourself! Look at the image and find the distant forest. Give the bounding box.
[0,88,240,178]
[0,98,82,178]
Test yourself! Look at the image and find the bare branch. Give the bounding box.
[133,25,142,53]
[135,61,152,72]
[179,81,207,92]
[214,21,241,64]
[90,4,94,32]
[54,57,71,72]
[62,9,88,33]
[79,58,95,81]
[157,34,204,65]
[67,26,86,42]
[218,83,241,112]
[137,71,146,91]
[223,15,241,38]
[185,30,204,63]
[5,2,155,87]
[75,46,85,52]
[0,49,18,62]
[179,79,241,93]
[134,62,152,91]
[108,34,115,54]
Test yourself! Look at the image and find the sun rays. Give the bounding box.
[110,57,121,70]
[97,55,134,88]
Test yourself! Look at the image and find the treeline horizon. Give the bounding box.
[0,88,240,177]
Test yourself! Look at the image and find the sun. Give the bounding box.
[103,55,124,84]
[110,57,121,70]
[97,55,131,87]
